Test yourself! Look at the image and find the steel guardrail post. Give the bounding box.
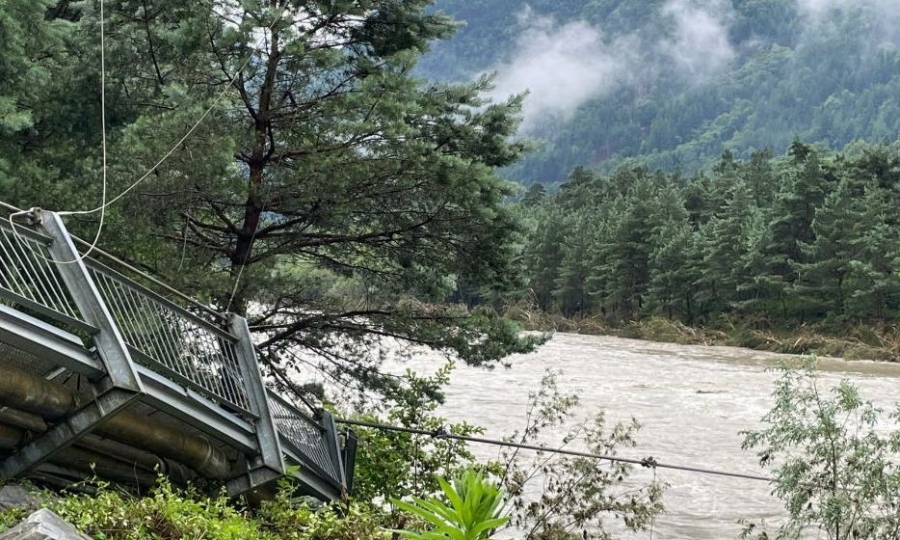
[36,211,143,394]
[341,429,357,495]
[226,314,285,494]
[319,410,347,489]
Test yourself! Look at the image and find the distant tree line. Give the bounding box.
[516,141,900,326]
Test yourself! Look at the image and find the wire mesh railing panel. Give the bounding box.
[0,341,62,379]
[86,263,252,414]
[0,224,82,324]
[267,390,341,483]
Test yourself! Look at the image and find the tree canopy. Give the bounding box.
[421,0,900,182]
[516,142,900,327]
[0,0,541,396]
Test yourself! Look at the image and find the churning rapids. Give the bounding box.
[397,333,900,540]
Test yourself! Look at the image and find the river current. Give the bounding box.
[396,333,900,539]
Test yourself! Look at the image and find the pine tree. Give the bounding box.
[647,223,701,322]
[793,175,864,318]
[762,143,835,317]
[595,174,662,319]
[846,183,900,319]
[1,0,541,388]
[733,209,785,318]
[696,179,759,316]
[553,212,595,317]
[0,0,87,204]
[522,205,566,311]
[741,148,777,207]
[585,207,619,319]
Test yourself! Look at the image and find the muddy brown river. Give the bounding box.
[397,333,900,539]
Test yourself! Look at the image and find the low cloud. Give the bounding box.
[795,0,900,42]
[488,2,736,132]
[661,0,736,79]
[487,13,633,131]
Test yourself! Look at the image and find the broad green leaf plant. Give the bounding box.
[392,469,509,540]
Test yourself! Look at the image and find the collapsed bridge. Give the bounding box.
[0,205,354,500]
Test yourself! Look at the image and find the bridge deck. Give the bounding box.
[0,207,351,500]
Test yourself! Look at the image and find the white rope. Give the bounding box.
[84,0,109,261]
[63,12,281,218]
[6,0,109,263]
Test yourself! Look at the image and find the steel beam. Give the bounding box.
[0,388,134,478]
[36,211,142,394]
[228,314,284,491]
[135,365,257,454]
[0,305,104,379]
[225,465,282,496]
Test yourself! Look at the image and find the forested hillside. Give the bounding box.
[421,0,900,182]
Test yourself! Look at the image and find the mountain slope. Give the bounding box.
[421,0,900,182]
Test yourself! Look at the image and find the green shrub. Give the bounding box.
[50,479,267,540]
[742,363,900,539]
[259,484,386,540]
[351,363,483,511]
[0,507,27,533]
[0,477,387,540]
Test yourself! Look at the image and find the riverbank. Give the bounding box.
[507,309,900,362]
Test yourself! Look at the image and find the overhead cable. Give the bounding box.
[336,418,774,483]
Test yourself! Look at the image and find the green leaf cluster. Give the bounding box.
[350,367,663,540]
[497,371,665,540]
[350,363,484,508]
[392,469,509,540]
[742,363,900,540]
[0,477,386,540]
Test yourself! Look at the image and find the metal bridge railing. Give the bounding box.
[0,207,350,498]
[86,261,253,414]
[0,222,84,328]
[267,389,343,486]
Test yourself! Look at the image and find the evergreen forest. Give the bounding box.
[516,142,900,329]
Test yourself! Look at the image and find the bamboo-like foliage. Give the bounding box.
[392,469,509,540]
